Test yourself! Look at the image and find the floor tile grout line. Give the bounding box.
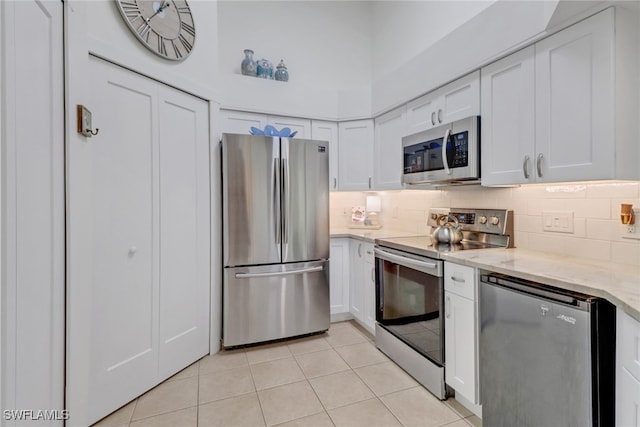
[244,349,269,427]
[195,359,200,427]
[126,398,138,427]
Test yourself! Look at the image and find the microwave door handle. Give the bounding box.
[441,128,452,175]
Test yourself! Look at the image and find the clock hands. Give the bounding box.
[146,1,170,23]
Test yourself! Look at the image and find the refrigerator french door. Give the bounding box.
[222,134,330,347]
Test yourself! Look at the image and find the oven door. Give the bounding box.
[374,247,444,365]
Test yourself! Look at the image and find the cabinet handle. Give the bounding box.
[368,177,372,189]
[450,276,465,283]
[431,111,436,126]
[445,296,451,319]
[522,155,530,179]
[536,153,544,178]
[333,177,337,189]
[438,109,443,123]
[371,267,375,283]
[358,243,362,257]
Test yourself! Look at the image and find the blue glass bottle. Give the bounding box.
[241,49,257,77]
[274,60,289,82]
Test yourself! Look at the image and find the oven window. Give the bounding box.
[376,258,443,365]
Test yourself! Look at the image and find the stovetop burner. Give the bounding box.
[375,208,514,259]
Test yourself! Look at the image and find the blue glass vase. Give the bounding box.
[256,59,273,79]
[241,49,257,77]
[274,60,289,82]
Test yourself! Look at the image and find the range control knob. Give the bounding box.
[479,215,488,224]
[431,213,439,220]
[490,216,500,226]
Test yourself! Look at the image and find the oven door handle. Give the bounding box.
[374,248,440,272]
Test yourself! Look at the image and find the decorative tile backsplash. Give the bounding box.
[330,181,640,266]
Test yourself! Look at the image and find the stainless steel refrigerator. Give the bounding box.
[221,133,330,347]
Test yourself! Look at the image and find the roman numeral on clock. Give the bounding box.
[158,36,168,56]
[180,21,195,37]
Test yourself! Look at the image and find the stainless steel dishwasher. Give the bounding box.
[479,273,615,427]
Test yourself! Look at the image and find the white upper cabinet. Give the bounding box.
[338,120,375,191]
[219,110,311,139]
[374,106,406,190]
[312,120,340,191]
[482,7,639,185]
[220,110,267,136]
[268,115,312,139]
[481,46,536,185]
[405,71,480,136]
[534,9,614,183]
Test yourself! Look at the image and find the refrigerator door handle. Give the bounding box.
[235,266,324,279]
[282,158,290,244]
[274,158,281,245]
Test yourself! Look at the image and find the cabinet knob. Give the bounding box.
[129,246,138,256]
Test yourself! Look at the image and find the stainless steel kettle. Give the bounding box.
[432,214,464,244]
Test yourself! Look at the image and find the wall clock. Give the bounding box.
[115,0,196,61]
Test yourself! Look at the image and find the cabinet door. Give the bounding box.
[349,240,365,320]
[362,243,376,335]
[406,92,438,135]
[312,121,339,191]
[374,107,405,190]
[481,46,536,185]
[618,368,640,427]
[220,110,267,136]
[535,9,614,182]
[268,115,311,139]
[338,120,374,191]
[437,70,480,124]
[445,291,477,403]
[329,238,350,315]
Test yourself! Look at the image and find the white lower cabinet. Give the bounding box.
[617,309,640,427]
[349,239,376,335]
[444,262,480,413]
[329,238,350,320]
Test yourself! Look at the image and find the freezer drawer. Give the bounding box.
[223,261,330,347]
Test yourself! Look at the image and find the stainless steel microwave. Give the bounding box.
[402,116,480,186]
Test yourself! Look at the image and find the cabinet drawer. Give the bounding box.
[363,242,375,264]
[444,263,475,300]
[617,367,640,427]
[618,309,640,381]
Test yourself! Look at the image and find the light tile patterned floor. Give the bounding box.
[92,321,482,427]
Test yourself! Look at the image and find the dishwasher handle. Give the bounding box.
[481,273,593,311]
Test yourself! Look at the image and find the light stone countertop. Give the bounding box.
[330,228,422,243]
[440,248,640,322]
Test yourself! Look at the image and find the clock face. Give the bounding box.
[116,0,196,61]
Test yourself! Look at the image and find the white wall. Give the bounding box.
[331,182,640,266]
[86,0,219,99]
[370,1,495,80]
[216,0,373,119]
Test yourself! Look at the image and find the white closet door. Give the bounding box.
[76,57,210,424]
[157,86,210,379]
[2,1,65,423]
[88,57,160,422]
